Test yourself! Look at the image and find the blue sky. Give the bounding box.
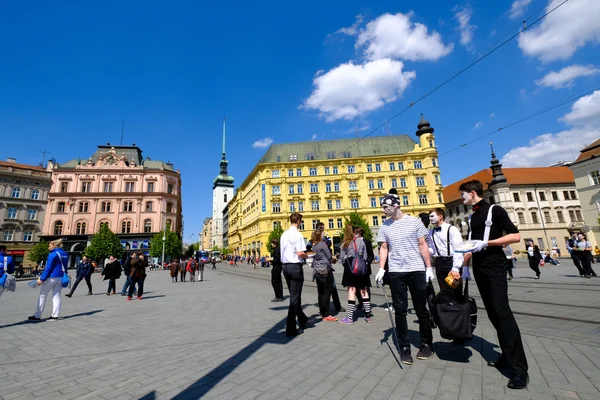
[1,0,599,243]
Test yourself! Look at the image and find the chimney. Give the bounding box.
[7,157,16,163]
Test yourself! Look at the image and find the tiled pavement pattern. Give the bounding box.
[0,260,599,400]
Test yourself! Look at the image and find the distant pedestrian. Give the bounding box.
[180,259,187,282]
[198,258,205,281]
[65,256,93,297]
[187,259,196,282]
[567,233,584,276]
[102,255,122,295]
[526,240,542,279]
[29,239,68,321]
[311,229,337,322]
[121,254,137,295]
[503,245,515,280]
[0,245,15,300]
[211,257,216,270]
[270,238,284,302]
[578,233,597,278]
[128,252,147,300]
[170,258,179,283]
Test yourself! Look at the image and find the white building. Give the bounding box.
[210,119,234,249]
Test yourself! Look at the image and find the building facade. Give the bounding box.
[569,139,600,245]
[200,217,212,250]
[211,119,234,249]
[42,145,182,266]
[222,203,229,249]
[228,116,443,257]
[0,158,52,266]
[444,144,587,252]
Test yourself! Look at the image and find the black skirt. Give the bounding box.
[341,260,371,289]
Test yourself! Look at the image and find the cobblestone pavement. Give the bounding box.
[1,260,599,400]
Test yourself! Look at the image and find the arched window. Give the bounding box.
[76,221,87,235]
[166,219,172,231]
[166,202,173,213]
[54,221,63,235]
[144,219,152,233]
[31,189,40,200]
[121,220,131,234]
[99,221,109,231]
[145,201,153,212]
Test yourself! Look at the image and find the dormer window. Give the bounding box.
[289,154,298,161]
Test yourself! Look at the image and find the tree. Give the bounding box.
[184,243,196,258]
[28,240,49,263]
[340,212,373,243]
[84,225,123,262]
[266,223,284,253]
[149,230,183,260]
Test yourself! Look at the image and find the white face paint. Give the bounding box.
[382,205,395,216]
[461,191,472,205]
[429,212,439,224]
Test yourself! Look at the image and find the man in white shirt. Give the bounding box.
[429,208,464,294]
[280,212,310,337]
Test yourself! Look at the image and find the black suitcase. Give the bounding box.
[432,279,478,341]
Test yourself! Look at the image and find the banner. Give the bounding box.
[261,184,266,212]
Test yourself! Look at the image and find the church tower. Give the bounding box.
[210,118,234,249]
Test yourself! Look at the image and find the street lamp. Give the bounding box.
[161,232,166,266]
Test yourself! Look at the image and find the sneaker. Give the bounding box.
[339,317,353,325]
[127,296,132,301]
[323,316,338,322]
[106,292,110,296]
[28,316,41,321]
[384,306,395,312]
[47,316,58,321]
[535,275,540,280]
[65,293,72,298]
[507,276,513,281]
[271,297,280,302]
[365,316,372,323]
[416,344,434,360]
[400,347,413,365]
[137,296,142,300]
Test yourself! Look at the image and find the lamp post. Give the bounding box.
[161,232,166,266]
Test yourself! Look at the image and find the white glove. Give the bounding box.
[375,268,386,284]
[471,240,488,253]
[425,268,435,282]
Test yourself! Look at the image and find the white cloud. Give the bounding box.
[301,59,416,122]
[252,137,274,148]
[356,12,453,62]
[561,90,600,125]
[509,0,532,19]
[535,65,600,89]
[454,6,476,50]
[518,0,600,62]
[311,134,318,140]
[335,14,364,36]
[473,121,483,129]
[489,113,495,118]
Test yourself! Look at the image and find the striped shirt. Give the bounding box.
[376,215,428,273]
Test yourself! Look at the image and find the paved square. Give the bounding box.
[1,260,599,399]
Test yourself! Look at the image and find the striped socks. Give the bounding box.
[347,300,356,321]
[363,299,371,315]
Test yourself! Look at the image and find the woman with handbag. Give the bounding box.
[311,229,337,322]
[29,239,69,321]
[339,225,371,325]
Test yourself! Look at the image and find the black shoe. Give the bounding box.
[286,328,303,337]
[65,293,72,298]
[400,347,413,365]
[28,316,41,321]
[271,297,280,302]
[277,297,285,302]
[87,292,93,295]
[487,357,509,369]
[416,344,434,360]
[507,374,529,389]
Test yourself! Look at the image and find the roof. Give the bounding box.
[443,166,575,203]
[257,135,418,164]
[0,160,47,172]
[575,138,600,163]
[58,145,175,171]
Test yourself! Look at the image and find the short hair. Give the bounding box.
[418,212,430,227]
[458,180,484,196]
[316,221,325,229]
[0,245,6,252]
[353,227,364,237]
[431,208,445,219]
[271,237,279,245]
[290,212,303,224]
[388,188,398,195]
[311,229,323,244]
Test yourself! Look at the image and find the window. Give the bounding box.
[288,185,295,194]
[271,170,280,178]
[463,204,468,213]
[78,202,89,213]
[167,183,174,194]
[166,203,173,213]
[123,201,133,212]
[7,207,17,219]
[328,219,334,229]
[146,201,153,212]
[224,193,227,202]
[298,201,304,212]
[418,194,428,205]
[60,182,69,192]
[398,162,404,170]
[402,196,409,206]
[570,190,577,200]
[324,167,330,175]
[416,177,425,186]
[531,211,538,223]
[311,200,320,211]
[147,182,154,192]
[368,180,375,189]
[101,202,111,212]
[517,212,525,224]
[28,208,37,220]
[372,216,379,226]
[103,182,113,193]
[290,154,298,161]
[334,182,340,191]
[335,199,342,210]
[297,184,303,194]
[347,165,355,173]
[513,193,520,202]
[428,140,433,148]
[552,191,559,201]
[432,158,438,167]
[391,178,398,188]
[575,210,582,221]
[121,220,132,233]
[414,160,422,169]
[591,170,600,185]
[341,151,351,158]
[99,221,109,230]
[272,185,280,195]
[434,175,440,185]
[437,193,443,203]
[81,182,91,192]
[299,220,305,230]
[325,183,331,192]
[568,210,576,221]
[289,202,296,212]
[449,209,453,218]
[296,168,302,177]
[54,221,63,235]
[389,163,396,171]
[144,219,152,233]
[23,229,34,242]
[312,220,319,230]
[305,153,315,160]
[76,222,87,235]
[377,179,384,189]
[349,181,358,191]
[31,189,39,200]
[309,168,317,176]
[332,166,338,175]
[11,187,21,198]
[288,169,294,177]
[310,183,319,193]
[539,192,546,201]
[272,203,281,213]
[370,197,377,207]
[337,218,343,228]
[327,200,333,210]
[327,151,336,159]
[125,182,135,193]
[350,198,359,208]
[375,163,381,172]
[3,228,14,241]
[367,164,373,172]
[57,202,65,213]
[400,178,407,188]
[526,192,533,202]
[544,211,551,223]
[557,210,565,223]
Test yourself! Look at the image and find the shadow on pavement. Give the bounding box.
[138,295,165,300]
[0,309,103,328]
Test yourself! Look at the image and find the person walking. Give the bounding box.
[127,252,147,300]
[375,193,435,364]
[526,240,542,279]
[65,256,93,297]
[311,229,338,322]
[567,233,584,276]
[170,258,179,283]
[180,259,187,282]
[102,255,122,295]
[503,245,515,280]
[29,239,69,321]
[457,180,529,389]
[578,233,597,278]
[281,212,312,337]
[198,258,205,281]
[121,254,137,295]
[339,225,372,324]
[212,257,217,270]
[187,259,196,282]
[0,245,15,300]
[270,238,285,302]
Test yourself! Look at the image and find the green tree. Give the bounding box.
[221,247,231,256]
[149,230,183,260]
[266,223,284,253]
[28,240,49,263]
[340,212,373,243]
[184,243,196,258]
[84,225,123,262]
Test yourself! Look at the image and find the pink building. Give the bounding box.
[43,145,182,263]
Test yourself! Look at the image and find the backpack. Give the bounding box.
[350,238,368,276]
[312,243,330,277]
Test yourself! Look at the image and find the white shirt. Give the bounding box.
[429,222,464,268]
[280,226,306,264]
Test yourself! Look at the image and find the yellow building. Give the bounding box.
[228,115,443,257]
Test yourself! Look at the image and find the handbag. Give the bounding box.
[433,274,478,341]
[56,252,72,289]
[0,257,16,292]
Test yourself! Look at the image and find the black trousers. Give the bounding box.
[581,251,597,276]
[128,276,144,297]
[180,270,186,282]
[527,257,541,276]
[571,251,584,275]
[107,278,116,293]
[387,271,432,348]
[70,275,92,295]
[283,263,308,335]
[331,277,342,311]
[473,253,528,376]
[316,273,334,317]
[271,263,284,299]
